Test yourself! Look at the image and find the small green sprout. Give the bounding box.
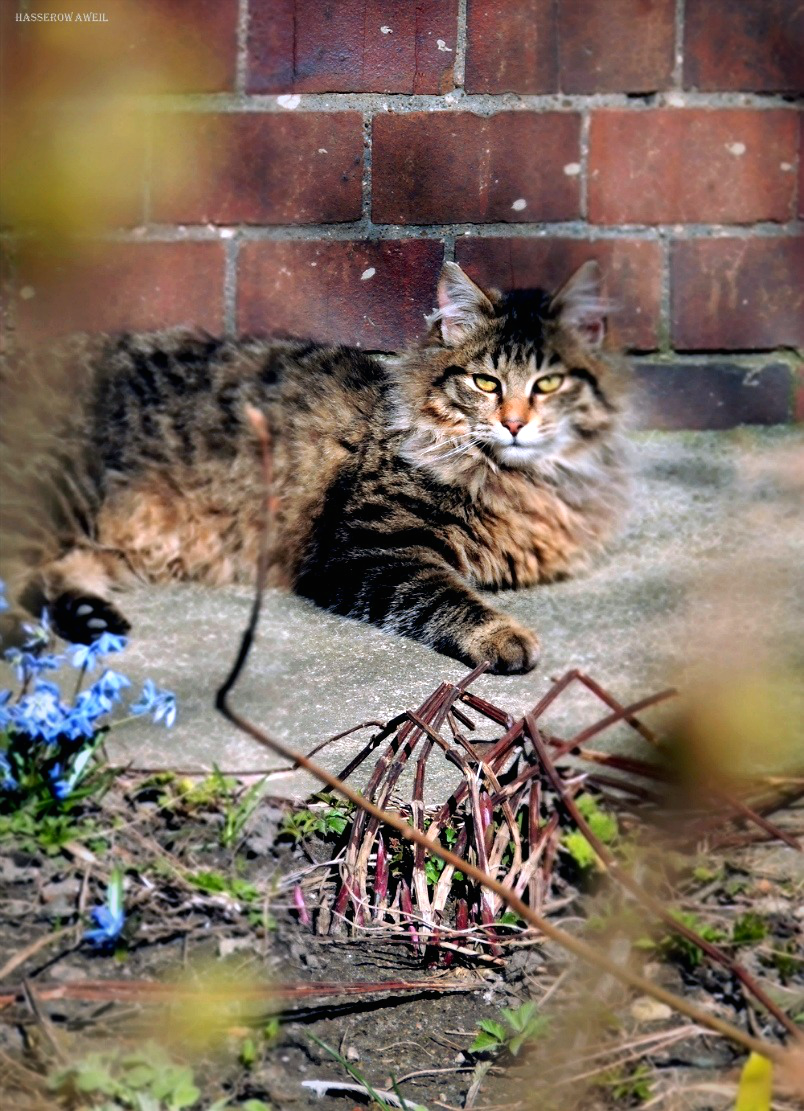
[470,1000,549,1057]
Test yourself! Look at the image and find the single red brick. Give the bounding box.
[3,1,237,97]
[15,242,225,342]
[684,0,804,93]
[558,0,675,93]
[455,238,662,350]
[127,0,239,93]
[799,116,804,220]
[631,362,793,429]
[671,238,804,350]
[589,109,798,225]
[247,0,458,94]
[237,239,444,349]
[794,366,804,423]
[372,113,580,224]
[151,113,363,225]
[465,0,557,94]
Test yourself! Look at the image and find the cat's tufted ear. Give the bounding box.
[550,260,608,348]
[436,262,494,346]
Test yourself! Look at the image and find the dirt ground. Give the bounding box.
[1,753,802,1111]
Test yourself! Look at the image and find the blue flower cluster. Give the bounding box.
[85,868,126,948]
[1,590,177,805]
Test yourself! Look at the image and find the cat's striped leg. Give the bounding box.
[299,549,540,674]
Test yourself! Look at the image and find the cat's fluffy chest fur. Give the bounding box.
[0,260,630,674]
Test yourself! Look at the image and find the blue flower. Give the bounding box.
[69,633,128,672]
[3,648,63,684]
[10,680,70,742]
[130,679,177,728]
[87,668,132,713]
[48,762,71,800]
[49,745,95,800]
[0,752,17,792]
[21,611,52,650]
[85,869,125,947]
[0,581,8,614]
[0,689,12,730]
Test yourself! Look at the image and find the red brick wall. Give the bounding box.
[2,0,802,428]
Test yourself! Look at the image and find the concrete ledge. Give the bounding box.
[2,429,801,799]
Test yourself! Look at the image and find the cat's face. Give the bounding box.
[429,346,609,470]
[397,261,627,477]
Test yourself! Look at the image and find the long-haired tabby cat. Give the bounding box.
[0,261,629,674]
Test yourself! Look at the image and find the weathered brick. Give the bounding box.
[794,366,804,423]
[558,0,675,93]
[237,239,444,349]
[589,110,798,225]
[455,238,662,351]
[671,238,804,350]
[4,1,237,96]
[631,363,793,429]
[372,113,581,224]
[151,113,363,225]
[127,0,238,93]
[15,242,225,342]
[799,116,804,220]
[465,0,557,94]
[684,0,804,93]
[465,0,674,94]
[247,0,458,94]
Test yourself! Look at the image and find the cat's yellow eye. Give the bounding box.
[473,374,500,393]
[534,374,564,394]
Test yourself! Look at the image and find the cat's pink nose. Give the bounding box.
[502,418,525,437]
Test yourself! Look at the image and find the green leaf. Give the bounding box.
[503,1001,536,1033]
[508,1032,529,1056]
[733,913,767,945]
[74,1064,116,1093]
[168,1079,200,1109]
[240,1036,258,1068]
[476,1019,506,1040]
[123,1063,156,1088]
[575,794,618,843]
[562,830,599,870]
[469,1030,504,1053]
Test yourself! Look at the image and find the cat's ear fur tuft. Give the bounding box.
[435,262,494,346]
[550,260,609,348]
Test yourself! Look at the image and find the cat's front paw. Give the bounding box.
[51,591,131,645]
[466,618,541,675]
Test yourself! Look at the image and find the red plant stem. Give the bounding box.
[432,718,526,827]
[334,712,410,783]
[459,691,513,728]
[565,678,799,852]
[553,688,678,757]
[292,884,311,927]
[524,714,800,1040]
[450,704,477,732]
[568,670,668,746]
[304,719,389,761]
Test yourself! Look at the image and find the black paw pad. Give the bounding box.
[51,592,132,645]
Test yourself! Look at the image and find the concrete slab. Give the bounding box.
[3,429,802,799]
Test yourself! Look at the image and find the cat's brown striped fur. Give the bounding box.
[0,261,630,673]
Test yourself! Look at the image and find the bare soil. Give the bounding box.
[1,767,802,1111]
